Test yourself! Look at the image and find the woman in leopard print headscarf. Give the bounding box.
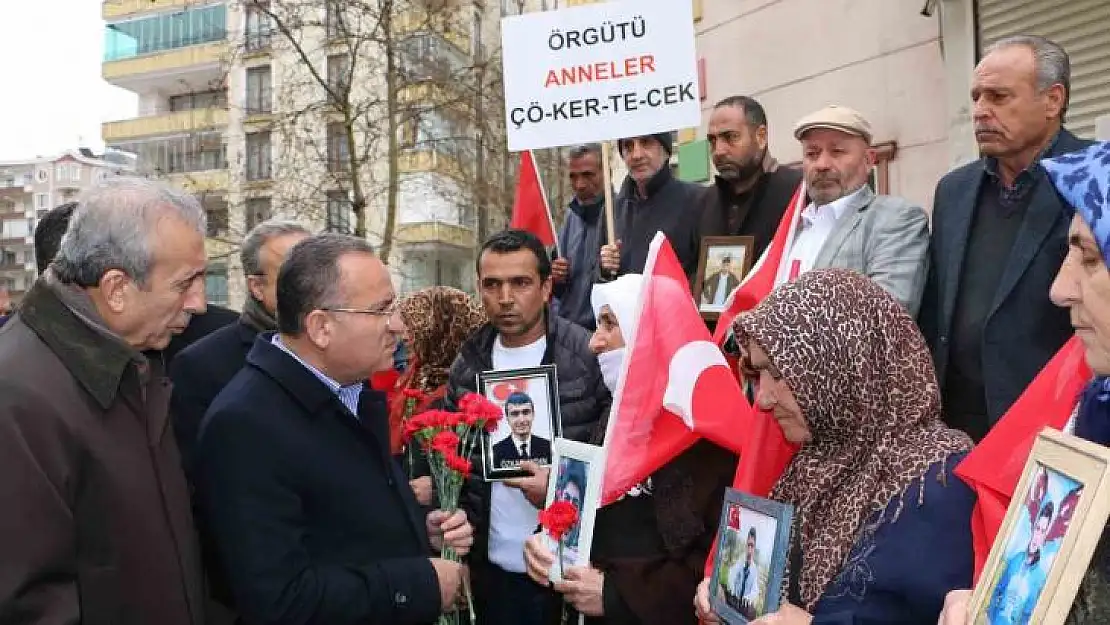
[389,286,487,449]
[708,269,975,624]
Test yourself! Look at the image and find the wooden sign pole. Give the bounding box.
[601,140,617,247]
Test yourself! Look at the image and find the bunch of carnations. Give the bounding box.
[402,392,503,625]
[538,501,580,580]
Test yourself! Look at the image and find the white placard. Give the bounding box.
[501,0,701,152]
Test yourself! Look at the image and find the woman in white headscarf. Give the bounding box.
[524,275,737,625]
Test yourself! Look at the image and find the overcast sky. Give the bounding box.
[0,0,137,161]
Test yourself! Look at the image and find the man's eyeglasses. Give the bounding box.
[319,300,400,329]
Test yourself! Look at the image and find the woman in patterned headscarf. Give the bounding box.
[696,268,975,624]
[940,142,1110,625]
[389,287,486,503]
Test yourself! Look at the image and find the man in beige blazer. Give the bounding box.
[775,105,930,315]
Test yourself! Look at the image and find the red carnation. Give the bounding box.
[431,430,460,455]
[444,452,472,476]
[402,388,427,401]
[538,501,579,541]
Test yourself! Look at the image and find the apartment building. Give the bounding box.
[0,150,133,306]
[673,0,1110,208]
[101,0,513,307]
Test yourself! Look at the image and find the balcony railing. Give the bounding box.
[396,221,476,249]
[103,41,226,84]
[103,108,228,143]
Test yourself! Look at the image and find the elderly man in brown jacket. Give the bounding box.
[0,178,211,624]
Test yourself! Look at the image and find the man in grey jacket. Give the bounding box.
[779,105,930,315]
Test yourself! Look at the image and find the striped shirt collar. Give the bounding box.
[271,334,364,418]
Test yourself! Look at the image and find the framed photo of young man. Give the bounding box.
[477,365,562,481]
[709,488,793,624]
[542,438,605,583]
[968,428,1110,625]
[694,236,755,320]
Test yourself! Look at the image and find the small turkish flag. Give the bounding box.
[955,337,1090,581]
[510,150,558,250]
[599,233,749,506]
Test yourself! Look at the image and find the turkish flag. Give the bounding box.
[599,232,749,506]
[955,337,1090,581]
[510,150,558,249]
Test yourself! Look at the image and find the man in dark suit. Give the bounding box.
[919,35,1093,442]
[491,392,552,469]
[194,233,473,625]
[171,220,311,471]
[32,201,239,366]
[699,95,802,262]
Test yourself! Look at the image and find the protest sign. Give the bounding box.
[500,0,700,152]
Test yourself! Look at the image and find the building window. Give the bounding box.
[325,1,341,39]
[245,66,272,115]
[169,90,226,112]
[205,263,229,305]
[327,54,350,101]
[205,199,229,237]
[36,168,48,182]
[103,4,227,62]
[245,197,272,230]
[325,191,351,233]
[1,219,29,239]
[245,1,273,51]
[246,131,272,181]
[327,123,349,173]
[35,193,50,210]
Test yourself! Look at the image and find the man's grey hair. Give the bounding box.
[240,219,312,277]
[54,177,206,288]
[985,35,1071,121]
[276,233,376,336]
[567,143,602,161]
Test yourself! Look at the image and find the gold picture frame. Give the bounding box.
[693,235,755,321]
[968,428,1110,624]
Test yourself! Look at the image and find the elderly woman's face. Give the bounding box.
[589,305,626,354]
[745,341,812,444]
[1050,215,1110,376]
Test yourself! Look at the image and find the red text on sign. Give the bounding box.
[544,55,656,88]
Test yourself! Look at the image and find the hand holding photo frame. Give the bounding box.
[477,365,563,482]
[693,236,755,320]
[709,488,793,625]
[542,438,605,583]
[967,428,1110,624]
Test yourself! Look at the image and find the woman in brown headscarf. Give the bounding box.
[695,268,976,625]
[391,286,486,504]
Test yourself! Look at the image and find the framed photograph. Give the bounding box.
[542,438,605,583]
[968,428,1110,624]
[694,236,755,319]
[477,365,562,482]
[709,488,794,625]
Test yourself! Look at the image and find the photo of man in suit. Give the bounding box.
[492,391,552,469]
[727,527,764,620]
[701,253,742,309]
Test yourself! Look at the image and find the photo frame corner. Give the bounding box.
[967,428,1110,624]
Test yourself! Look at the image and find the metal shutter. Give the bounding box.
[977,0,1110,139]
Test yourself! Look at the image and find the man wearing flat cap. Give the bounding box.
[774,104,930,315]
[598,132,703,282]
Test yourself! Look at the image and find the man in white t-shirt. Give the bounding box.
[446,229,610,625]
